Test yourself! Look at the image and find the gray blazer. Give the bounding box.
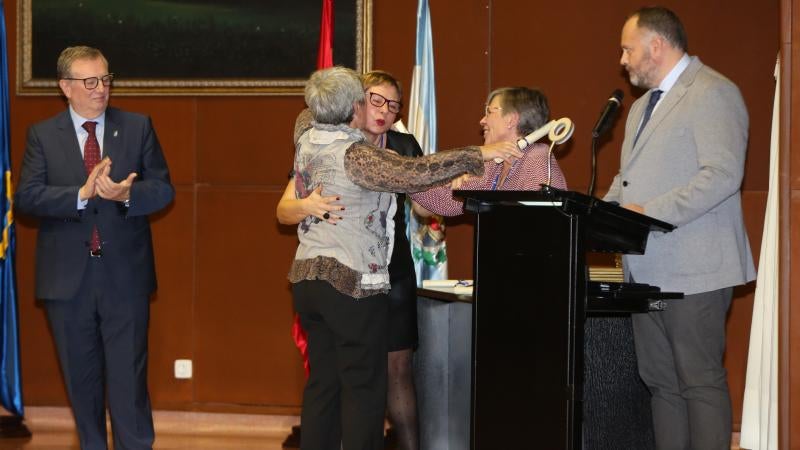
[604,56,756,294]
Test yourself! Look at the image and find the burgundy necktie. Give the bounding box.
[82,121,102,252]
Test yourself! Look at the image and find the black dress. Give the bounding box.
[385,130,423,351]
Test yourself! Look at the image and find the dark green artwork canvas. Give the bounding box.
[20,0,367,94]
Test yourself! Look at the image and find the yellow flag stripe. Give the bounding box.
[1,170,13,260]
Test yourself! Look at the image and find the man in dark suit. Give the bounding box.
[604,7,755,450]
[15,46,174,450]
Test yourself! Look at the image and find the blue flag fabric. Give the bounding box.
[0,0,25,417]
[407,0,436,155]
[407,0,448,285]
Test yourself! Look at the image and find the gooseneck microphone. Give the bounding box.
[588,89,624,197]
[591,89,624,138]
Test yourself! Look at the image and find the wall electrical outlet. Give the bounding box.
[174,359,193,379]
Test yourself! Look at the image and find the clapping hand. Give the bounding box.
[94,158,138,202]
[78,157,112,201]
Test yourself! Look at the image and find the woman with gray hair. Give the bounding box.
[286,66,519,450]
[411,86,567,216]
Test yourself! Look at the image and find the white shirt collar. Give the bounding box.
[658,53,691,95]
[69,105,105,136]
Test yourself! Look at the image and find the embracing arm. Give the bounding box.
[409,169,489,216]
[343,140,521,193]
[344,143,484,193]
[276,179,307,225]
[276,178,342,225]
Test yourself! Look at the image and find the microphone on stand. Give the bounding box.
[588,89,624,197]
[591,89,624,138]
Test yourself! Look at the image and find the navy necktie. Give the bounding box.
[634,89,663,146]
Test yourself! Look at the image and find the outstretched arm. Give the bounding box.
[344,141,521,193]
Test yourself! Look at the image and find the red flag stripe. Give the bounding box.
[317,0,334,69]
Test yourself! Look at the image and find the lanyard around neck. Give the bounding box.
[490,160,518,191]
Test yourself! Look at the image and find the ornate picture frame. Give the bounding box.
[17,0,372,96]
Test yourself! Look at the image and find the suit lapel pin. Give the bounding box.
[113,130,119,137]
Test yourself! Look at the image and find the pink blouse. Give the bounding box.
[410,142,568,216]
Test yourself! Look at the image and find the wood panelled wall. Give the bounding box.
[6,0,779,426]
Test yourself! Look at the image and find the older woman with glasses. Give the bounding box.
[410,87,567,215]
[280,66,520,450]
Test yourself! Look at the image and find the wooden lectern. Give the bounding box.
[457,187,678,450]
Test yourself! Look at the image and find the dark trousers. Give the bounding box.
[632,287,733,450]
[293,280,389,450]
[44,258,154,450]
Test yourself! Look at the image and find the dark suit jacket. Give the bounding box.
[15,107,174,300]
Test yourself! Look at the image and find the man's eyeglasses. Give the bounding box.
[63,74,115,90]
[367,92,402,114]
[484,105,503,116]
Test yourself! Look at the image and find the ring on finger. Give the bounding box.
[323,212,331,220]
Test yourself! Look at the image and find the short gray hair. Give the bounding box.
[487,87,549,136]
[57,46,107,79]
[305,66,365,125]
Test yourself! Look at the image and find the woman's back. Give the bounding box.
[291,122,395,298]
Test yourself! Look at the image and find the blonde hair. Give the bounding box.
[361,70,403,99]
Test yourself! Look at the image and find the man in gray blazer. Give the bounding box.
[15,46,174,450]
[604,7,756,450]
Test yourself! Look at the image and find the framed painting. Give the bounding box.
[17,0,372,95]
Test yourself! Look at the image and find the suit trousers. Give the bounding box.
[293,280,389,450]
[632,286,733,450]
[44,257,154,450]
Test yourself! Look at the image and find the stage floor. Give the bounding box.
[0,407,297,449]
[0,407,742,449]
